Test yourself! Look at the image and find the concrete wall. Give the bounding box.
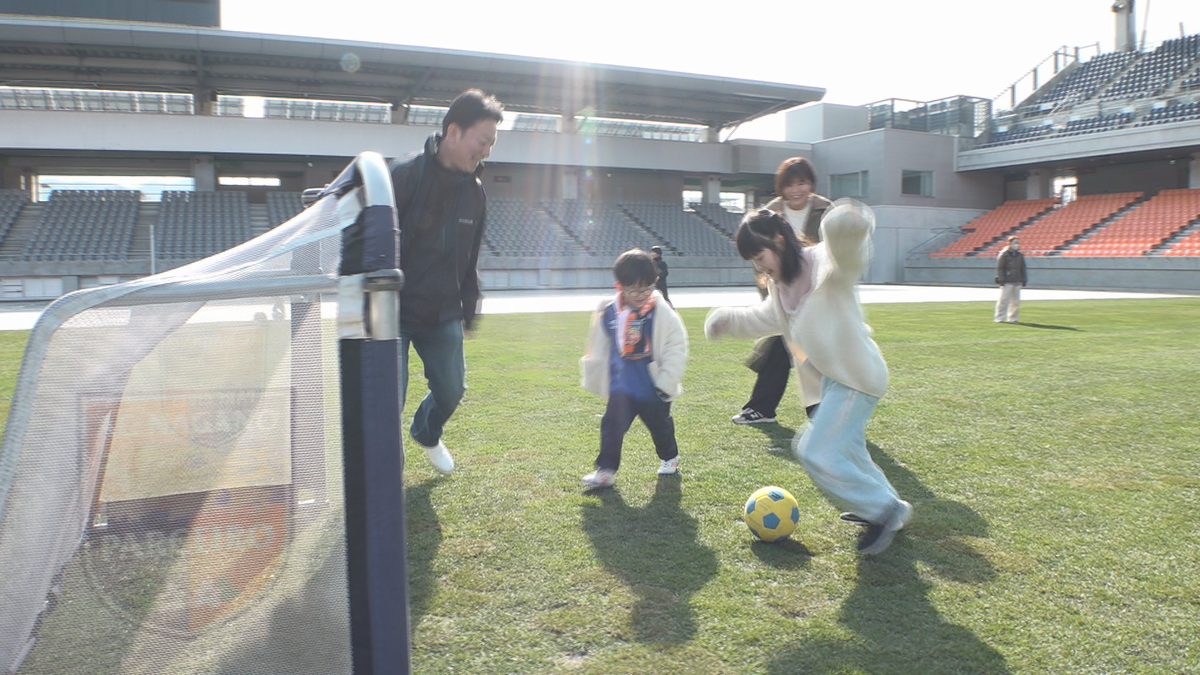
[728,139,815,175]
[784,103,870,143]
[1,257,757,301]
[7,252,1200,302]
[0,110,750,176]
[869,205,989,283]
[814,129,1002,209]
[903,253,1200,293]
[478,256,754,292]
[1078,157,1191,196]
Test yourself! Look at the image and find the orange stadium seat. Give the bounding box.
[976,192,1142,256]
[934,199,1057,256]
[1061,188,1200,256]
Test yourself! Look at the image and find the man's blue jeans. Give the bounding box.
[794,377,901,523]
[400,319,466,448]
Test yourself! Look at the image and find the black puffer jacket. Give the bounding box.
[994,248,1027,285]
[390,134,487,330]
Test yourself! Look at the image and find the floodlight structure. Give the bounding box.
[0,152,409,674]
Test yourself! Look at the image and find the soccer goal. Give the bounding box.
[0,152,409,675]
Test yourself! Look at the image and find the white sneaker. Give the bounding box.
[421,440,455,475]
[657,456,680,475]
[582,468,616,489]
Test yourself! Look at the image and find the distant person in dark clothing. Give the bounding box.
[732,157,830,425]
[390,88,503,474]
[994,236,1026,323]
[650,246,671,306]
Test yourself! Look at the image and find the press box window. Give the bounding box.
[829,171,868,200]
[901,170,933,196]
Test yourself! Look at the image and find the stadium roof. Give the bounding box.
[0,16,825,129]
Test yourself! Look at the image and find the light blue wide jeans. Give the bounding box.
[794,377,901,523]
[400,318,466,448]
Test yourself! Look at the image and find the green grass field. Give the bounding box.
[2,297,1199,674]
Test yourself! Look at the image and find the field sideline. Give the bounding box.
[2,295,1198,674]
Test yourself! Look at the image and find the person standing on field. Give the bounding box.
[994,236,1026,323]
[650,246,671,307]
[390,89,503,475]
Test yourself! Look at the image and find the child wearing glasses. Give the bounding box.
[580,249,688,489]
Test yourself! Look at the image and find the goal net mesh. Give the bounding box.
[0,189,356,674]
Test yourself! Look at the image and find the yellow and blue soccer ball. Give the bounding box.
[744,486,800,542]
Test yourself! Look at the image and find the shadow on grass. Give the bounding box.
[766,442,1010,674]
[403,478,443,630]
[753,422,800,459]
[212,537,353,675]
[1014,321,1082,331]
[581,478,719,644]
[750,537,813,568]
[192,480,444,675]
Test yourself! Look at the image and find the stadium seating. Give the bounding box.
[0,189,27,248]
[619,202,735,256]
[484,198,586,257]
[1054,112,1132,137]
[931,199,1057,257]
[21,190,139,261]
[261,99,390,123]
[511,114,561,133]
[542,199,662,256]
[1101,35,1200,101]
[1162,213,1200,255]
[156,190,252,259]
[1061,188,1200,256]
[976,192,1143,256]
[979,124,1055,147]
[266,191,305,227]
[1028,51,1136,110]
[690,203,744,238]
[1134,100,1200,127]
[0,86,193,114]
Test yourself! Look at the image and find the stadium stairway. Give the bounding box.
[1050,195,1148,255]
[248,203,271,237]
[129,203,159,259]
[0,204,41,258]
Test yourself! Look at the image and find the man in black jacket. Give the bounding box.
[391,89,503,474]
[994,235,1027,323]
[650,246,671,306]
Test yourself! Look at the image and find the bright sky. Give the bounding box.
[221,0,1200,139]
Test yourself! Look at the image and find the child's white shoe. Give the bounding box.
[582,469,616,489]
[657,456,680,475]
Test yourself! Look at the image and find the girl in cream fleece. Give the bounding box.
[705,201,911,555]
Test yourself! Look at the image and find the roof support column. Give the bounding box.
[1025,167,1052,200]
[561,168,579,200]
[192,87,216,116]
[703,174,722,205]
[1188,154,1200,190]
[391,102,409,125]
[705,126,721,143]
[193,154,216,192]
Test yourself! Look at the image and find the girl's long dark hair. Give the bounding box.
[735,209,810,284]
